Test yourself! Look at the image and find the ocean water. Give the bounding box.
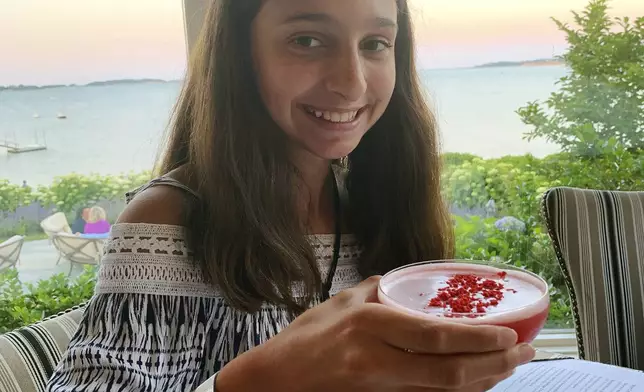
[0,66,567,185]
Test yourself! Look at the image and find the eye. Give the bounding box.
[292,36,323,48]
[361,39,392,52]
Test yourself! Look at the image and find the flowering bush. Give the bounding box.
[0,180,35,214]
[0,171,152,216]
[36,171,153,213]
[494,217,526,233]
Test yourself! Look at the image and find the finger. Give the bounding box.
[396,370,515,392]
[455,344,534,385]
[344,275,382,304]
[449,369,516,392]
[399,368,513,392]
[401,372,514,392]
[400,371,516,392]
[380,343,533,388]
[426,344,533,388]
[357,304,518,354]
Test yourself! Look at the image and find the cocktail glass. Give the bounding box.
[378,260,550,343]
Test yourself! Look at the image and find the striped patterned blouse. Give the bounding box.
[45,196,364,391]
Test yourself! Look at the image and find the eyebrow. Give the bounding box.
[282,12,397,29]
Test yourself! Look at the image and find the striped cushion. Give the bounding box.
[542,187,644,370]
[0,306,85,392]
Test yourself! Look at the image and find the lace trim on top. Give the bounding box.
[47,174,363,391]
[97,223,363,299]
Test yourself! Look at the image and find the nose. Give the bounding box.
[324,49,367,102]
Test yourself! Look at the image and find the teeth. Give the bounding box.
[305,106,359,123]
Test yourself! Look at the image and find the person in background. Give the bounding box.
[48,1,534,391]
[82,206,110,234]
[70,207,89,234]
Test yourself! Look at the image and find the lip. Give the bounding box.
[299,104,368,132]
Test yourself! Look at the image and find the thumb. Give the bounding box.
[350,275,382,304]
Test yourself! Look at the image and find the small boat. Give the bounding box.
[33,113,40,119]
[57,113,67,119]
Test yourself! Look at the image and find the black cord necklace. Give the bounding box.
[321,168,342,302]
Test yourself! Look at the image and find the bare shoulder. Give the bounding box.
[116,165,199,225]
[116,184,188,225]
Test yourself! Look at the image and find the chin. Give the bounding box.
[307,139,362,161]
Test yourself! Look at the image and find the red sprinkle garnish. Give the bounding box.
[424,273,517,317]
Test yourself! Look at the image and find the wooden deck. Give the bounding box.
[0,141,47,154]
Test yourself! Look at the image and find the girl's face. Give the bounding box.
[252,0,398,161]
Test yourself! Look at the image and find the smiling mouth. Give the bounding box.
[303,105,367,124]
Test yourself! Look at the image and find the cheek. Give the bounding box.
[371,62,396,110]
[255,53,318,123]
[255,65,288,116]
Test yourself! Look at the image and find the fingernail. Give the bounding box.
[518,344,536,364]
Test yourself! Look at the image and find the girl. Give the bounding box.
[47,1,534,391]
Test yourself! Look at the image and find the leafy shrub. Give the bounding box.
[443,152,480,166]
[453,215,572,327]
[2,148,642,330]
[0,267,96,334]
[444,147,643,327]
[0,171,152,215]
[537,146,644,191]
[0,180,35,213]
[36,171,153,213]
[442,155,557,220]
[518,0,644,155]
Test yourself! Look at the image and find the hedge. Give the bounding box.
[1,147,642,331]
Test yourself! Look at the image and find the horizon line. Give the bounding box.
[1,57,566,89]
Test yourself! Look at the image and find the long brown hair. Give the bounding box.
[158,0,454,314]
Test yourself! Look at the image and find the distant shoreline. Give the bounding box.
[0,78,181,91]
[474,58,565,69]
[1,59,565,90]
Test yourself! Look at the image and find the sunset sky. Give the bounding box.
[0,0,641,85]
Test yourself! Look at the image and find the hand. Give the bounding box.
[217,276,534,392]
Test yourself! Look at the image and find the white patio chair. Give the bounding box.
[0,235,25,272]
[51,233,105,276]
[40,212,72,238]
[40,212,72,264]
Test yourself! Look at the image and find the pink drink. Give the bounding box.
[378,261,550,343]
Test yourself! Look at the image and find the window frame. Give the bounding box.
[182,0,208,55]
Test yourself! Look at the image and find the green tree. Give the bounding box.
[518,0,644,156]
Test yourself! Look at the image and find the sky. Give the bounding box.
[0,0,641,85]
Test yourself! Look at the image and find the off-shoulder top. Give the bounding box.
[46,176,364,391]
